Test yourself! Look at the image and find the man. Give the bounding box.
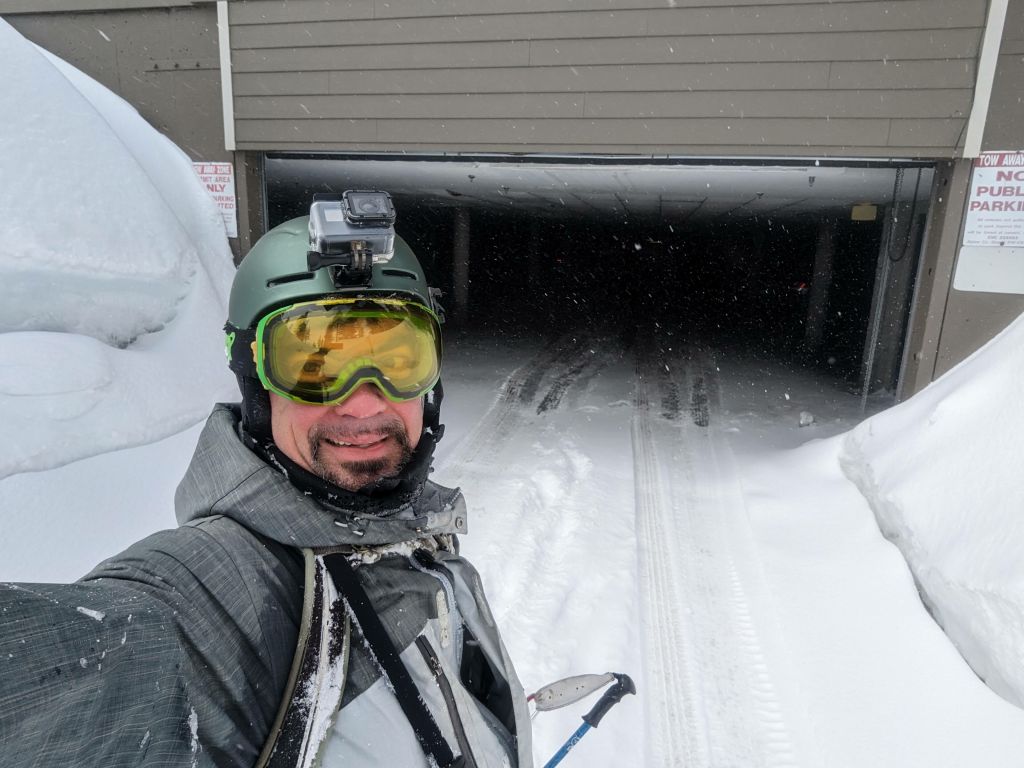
[0,194,532,767]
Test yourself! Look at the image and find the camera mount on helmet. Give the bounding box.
[307,190,397,287]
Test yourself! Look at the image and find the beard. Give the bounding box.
[307,414,413,491]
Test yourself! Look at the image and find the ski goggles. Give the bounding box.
[247,297,442,405]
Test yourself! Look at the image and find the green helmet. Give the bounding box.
[225,215,445,440]
[227,216,440,330]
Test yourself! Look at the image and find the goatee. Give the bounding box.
[307,415,413,491]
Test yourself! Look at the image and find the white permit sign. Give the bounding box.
[193,161,238,238]
[955,151,1024,294]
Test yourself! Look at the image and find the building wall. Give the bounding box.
[228,0,984,157]
[3,0,1023,394]
[981,0,1024,149]
[930,0,1024,380]
[1,2,249,247]
[3,3,227,162]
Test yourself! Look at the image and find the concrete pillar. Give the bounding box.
[898,160,974,399]
[453,208,471,322]
[804,218,835,352]
[860,200,896,399]
[528,219,543,287]
[233,150,266,262]
[871,178,927,393]
[526,218,545,314]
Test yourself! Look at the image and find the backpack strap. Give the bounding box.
[255,550,349,768]
[323,552,464,768]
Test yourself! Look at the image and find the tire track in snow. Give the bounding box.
[535,358,589,414]
[440,333,612,485]
[690,374,710,427]
[438,333,585,482]
[657,361,681,421]
[536,341,613,414]
[674,346,802,768]
[632,351,710,768]
[631,340,804,768]
[726,556,799,768]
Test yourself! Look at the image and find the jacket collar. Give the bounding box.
[174,404,465,548]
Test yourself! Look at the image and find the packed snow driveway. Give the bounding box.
[435,332,814,767]
[434,331,1024,768]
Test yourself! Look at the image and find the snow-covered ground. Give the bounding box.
[433,330,1024,767]
[3,20,1024,768]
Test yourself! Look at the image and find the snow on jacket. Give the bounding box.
[0,403,532,767]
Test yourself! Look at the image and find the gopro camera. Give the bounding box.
[307,190,397,284]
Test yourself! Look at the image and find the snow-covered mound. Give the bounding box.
[840,312,1024,707]
[0,19,236,477]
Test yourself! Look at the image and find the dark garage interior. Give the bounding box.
[265,156,932,394]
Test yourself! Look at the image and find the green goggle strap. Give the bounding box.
[225,323,258,378]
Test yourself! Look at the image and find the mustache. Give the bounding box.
[309,415,408,444]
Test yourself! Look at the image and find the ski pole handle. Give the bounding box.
[581,673,636,728]
[541,673,638,768]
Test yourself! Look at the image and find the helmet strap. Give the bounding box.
[424,379,445,443]
[239,375,273,441]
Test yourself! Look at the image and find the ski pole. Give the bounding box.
[541,673,636,768]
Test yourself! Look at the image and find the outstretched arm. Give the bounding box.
[1,521,302,767]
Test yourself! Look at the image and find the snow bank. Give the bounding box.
[0,20,236,477]
[5,23,188,342]
[840,312,1024,707]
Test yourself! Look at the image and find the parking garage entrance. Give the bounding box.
[264,154,933,397]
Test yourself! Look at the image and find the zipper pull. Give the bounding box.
[427,653,443,678]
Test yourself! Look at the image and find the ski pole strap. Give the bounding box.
[323,553,463,768]
[532,673,615,712]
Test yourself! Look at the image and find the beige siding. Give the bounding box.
[232,41,532,71]
[930,2,1024,385]
[229,0,987,156]
[526,30,980,67]
[237,89,969,120]
[582,90,971,119]
[982,0,1024,151]
[234,3,985,50]
[235,0,986,156]
[228,0,971,22]
[828,59,977,89]
[234,62,832,96]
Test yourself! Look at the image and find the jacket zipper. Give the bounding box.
[409,552,463,652]
[415,635,479,768]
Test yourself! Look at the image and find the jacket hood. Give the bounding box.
[174,404,467,547]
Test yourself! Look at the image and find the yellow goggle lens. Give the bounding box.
[258,299,441,404]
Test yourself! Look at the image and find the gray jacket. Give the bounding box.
[0,404,531,767]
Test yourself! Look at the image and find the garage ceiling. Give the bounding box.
[266,155,934,222]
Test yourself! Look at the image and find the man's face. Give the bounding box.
[269,384,424,492]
